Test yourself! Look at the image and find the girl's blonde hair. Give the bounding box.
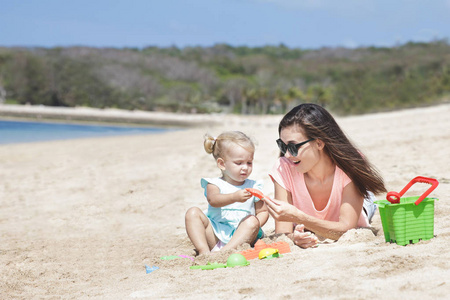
[204,131,255,160]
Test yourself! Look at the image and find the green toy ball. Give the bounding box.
[226,253,250,267]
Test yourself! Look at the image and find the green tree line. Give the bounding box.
[0,41,449,115]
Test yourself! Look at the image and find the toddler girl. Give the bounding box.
[185,131,268,255]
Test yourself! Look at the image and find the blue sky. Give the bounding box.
[1,0,450,49]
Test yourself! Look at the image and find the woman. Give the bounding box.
[266,103,386,248]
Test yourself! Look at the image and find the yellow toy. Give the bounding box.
[258,248,281,259]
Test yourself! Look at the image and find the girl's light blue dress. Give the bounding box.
[201,177,263,244]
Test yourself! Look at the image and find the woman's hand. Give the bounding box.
[264,197,300,223]
[291,224,318,249]
[266,197,319,248]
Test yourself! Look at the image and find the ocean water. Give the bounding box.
[0,120,171,145]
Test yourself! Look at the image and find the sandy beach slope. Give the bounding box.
[0,104,221,127]
[1,104,449,299]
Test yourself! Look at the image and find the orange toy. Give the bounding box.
[245,188,272,201]
[239,240,291,260]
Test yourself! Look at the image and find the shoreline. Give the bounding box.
[0,104,222,128]
[2,102,450,127]
[3,102,450,127]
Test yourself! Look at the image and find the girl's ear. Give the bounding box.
[217,158,226,171]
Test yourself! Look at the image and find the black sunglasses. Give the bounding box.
[276,138,315,157]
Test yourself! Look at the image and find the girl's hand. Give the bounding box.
[264,197,299,223]
[292,224,318,249]
[233,189,252,203]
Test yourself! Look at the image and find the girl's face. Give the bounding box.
[218,144,254,186]
[279,125,318,173]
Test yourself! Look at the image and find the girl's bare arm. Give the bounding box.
[206,184,252,207]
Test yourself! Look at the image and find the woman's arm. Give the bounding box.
[206,184,252,207]
[254,200,269,227]
[267,181,363,241]
[302,182,363,239]
[272,181,295,234]
[269,181,318,248]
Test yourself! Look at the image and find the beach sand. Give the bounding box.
[1,104,449,299]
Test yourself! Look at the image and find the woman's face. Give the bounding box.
[279,125,318,173]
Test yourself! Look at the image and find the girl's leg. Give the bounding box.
[185,207,218,255]
[221,215,260,251]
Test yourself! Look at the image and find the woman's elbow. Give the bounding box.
[331,220,357,240]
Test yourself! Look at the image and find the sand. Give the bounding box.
[1,104,449,299]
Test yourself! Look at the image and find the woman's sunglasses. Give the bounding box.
[276,138,315,157]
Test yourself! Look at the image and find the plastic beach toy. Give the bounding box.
[375,176,439,246]
[226,253,250,267]
[240,239,291,260]
[190,253,250,270]
[190,262,227,270]
[161,255,178,260]
[258,248,281,259]
[245,188,272,201]
[145,265,159,274]
[386,176,439,205]
[161,255,194,262]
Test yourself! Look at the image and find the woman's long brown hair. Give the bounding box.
[279,103,387,198]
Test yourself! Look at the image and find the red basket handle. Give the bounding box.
[386,176,439,205]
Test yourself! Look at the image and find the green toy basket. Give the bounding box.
[375,176,439,246]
